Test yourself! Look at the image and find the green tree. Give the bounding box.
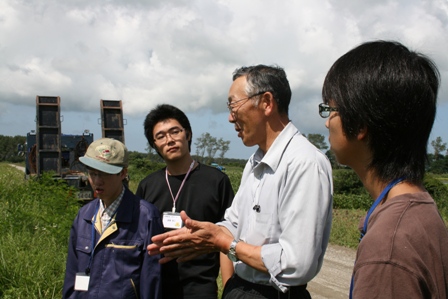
[218,139,230,164]
[431,136,447,160]
[194,133,231,164]
[306,133,328,151]
[194,133,208,161]
[205,135,218,164]
[0,135,26,162]
[144,142,160,161]
[325,150,341,169]
[428,155,448,174]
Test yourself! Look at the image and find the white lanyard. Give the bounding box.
[165,160,195,212]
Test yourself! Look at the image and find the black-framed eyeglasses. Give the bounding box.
[154,127,184,144]
[319,103,338,118]
[226,91,268,114]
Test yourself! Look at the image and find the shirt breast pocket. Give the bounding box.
[247,212,273,244]
[105,240,144,265]
[255,212,272,224]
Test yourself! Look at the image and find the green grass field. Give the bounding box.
[1,162,446,297]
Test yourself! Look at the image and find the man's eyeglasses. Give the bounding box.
[319,103,338,118]
[154,127,184,144]
[226,91,268,114]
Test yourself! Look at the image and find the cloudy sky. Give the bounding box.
[1,0,447,159]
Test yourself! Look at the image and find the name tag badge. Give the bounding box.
[162,212,184,230]
[74,272,90,291]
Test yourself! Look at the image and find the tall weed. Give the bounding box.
[330,209,366,248]
[0,164,80,298]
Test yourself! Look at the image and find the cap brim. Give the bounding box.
[79,156,123,174]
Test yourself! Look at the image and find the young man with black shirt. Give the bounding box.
[136,104,235,299]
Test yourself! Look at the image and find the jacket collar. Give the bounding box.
[82,187,135,224]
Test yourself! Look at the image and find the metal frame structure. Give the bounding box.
[100,99,125,143]
[35,96,62,175]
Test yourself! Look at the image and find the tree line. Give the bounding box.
[2,133,448,174]
[305,133,448,174]
[0,135,26,163]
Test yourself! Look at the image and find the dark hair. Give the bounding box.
[322,40,440,184]
[143,104,192,151]
[233,64,291,115]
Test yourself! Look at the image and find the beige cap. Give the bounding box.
[79,138,128,174]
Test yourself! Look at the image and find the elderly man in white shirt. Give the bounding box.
[148,64,333,299]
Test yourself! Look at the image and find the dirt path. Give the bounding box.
[9,164,25,172]
[308,244,356,298]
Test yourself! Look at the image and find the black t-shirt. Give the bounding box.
[136,162,234,299]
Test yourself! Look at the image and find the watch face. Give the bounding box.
[227,240,239,262]
[227,252,238,262]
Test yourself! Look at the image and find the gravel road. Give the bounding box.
[308,244,357,298]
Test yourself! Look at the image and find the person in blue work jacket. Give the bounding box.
[62,138,164,299]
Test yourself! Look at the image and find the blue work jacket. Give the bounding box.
[63,187,163,299]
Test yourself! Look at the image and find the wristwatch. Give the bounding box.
[227,239,239,262]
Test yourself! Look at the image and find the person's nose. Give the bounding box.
[228,111,236,123]
[89,174,105,185]
[325,118,330,129]
[165,133,176,144]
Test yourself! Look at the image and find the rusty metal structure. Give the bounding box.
[35,96,62,174]
[25,96,94,200]
[25,96,127,201]
[100,99,125,143]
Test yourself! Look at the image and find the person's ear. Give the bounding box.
[261,92,275,115]
[357,127,368,141]
[120,168,128,180]
[186,131,191,141]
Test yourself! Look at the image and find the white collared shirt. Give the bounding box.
[218,122,333,291]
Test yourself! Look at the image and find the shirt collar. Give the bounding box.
[250,122,300,172]
[99,186,125,218]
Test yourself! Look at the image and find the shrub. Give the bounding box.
[332,169,371,210]
[332,169,365,195]
[424,173,448,221]
[127,158,166,192]
[333,193,371,210]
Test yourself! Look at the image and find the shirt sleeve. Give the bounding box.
[353,263,428,298]
[62,215,80,299]
[262,157,333,288]
[135,180,144,198]
[140,210,164,299]
[217,161,252,237]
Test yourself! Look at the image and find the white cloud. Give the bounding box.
[1,0,448,157]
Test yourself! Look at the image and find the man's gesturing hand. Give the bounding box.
[147,211,232,264]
